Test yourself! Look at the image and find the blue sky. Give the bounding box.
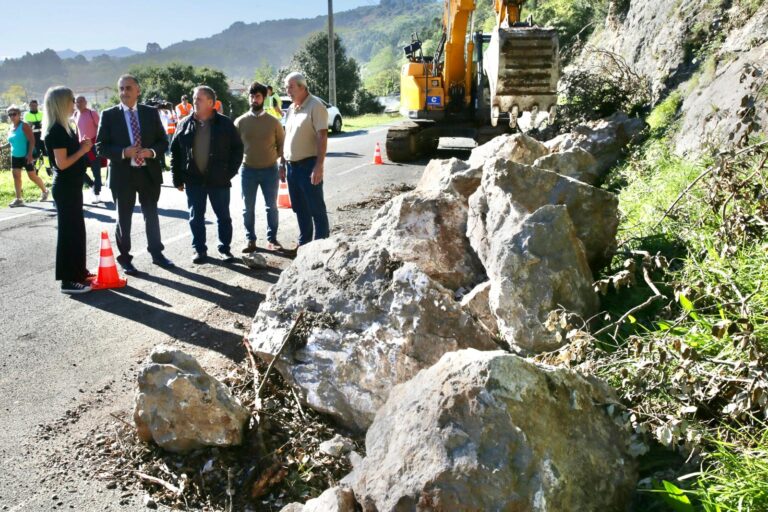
[3,0,378,59]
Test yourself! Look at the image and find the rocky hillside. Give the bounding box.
[588,0,767,155]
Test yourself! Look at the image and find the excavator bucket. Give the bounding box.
[484,25,559,128]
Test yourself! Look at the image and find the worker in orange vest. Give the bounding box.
[165,102,177,136]
[175,95,192,119]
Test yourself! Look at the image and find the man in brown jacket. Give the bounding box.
[234,81,285,252]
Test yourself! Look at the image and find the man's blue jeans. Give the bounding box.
[185,183,232,254]
[240,164,279,243]
[286,157,329,245]
[83,157,102,195]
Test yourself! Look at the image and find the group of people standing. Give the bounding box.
[37,71,330,294]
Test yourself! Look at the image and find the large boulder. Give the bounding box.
[280,487,357,512]
[248,237,499,432]
[485,205,599,353]
[346,349,637,512]
[460,281,497,336]
[133,347,250,453]
[533,147,600,185]
[545,112,647,179]
[468,158,619,272]
[469,132,549,167]
[416,157,482,200]
[368,189,485,290]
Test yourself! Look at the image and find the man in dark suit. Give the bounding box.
[96,74,174,274]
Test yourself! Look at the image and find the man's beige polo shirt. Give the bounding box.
[284,94,328,162]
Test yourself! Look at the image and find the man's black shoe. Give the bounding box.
[220,250,237,262]
[120,261,139,275]
[152,254,175,268]
[192,252,208,264]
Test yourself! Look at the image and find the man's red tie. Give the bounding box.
[129,108,144,166]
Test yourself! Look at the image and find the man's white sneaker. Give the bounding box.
[40,189,49,202]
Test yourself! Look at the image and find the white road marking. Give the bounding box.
[337,162,372,176]
[0,207,55,223]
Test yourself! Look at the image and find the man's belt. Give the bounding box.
[288,156,316,165]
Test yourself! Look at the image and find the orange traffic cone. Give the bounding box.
[91,229,127,290]
[373,142,384,165]
[277,181,291,209]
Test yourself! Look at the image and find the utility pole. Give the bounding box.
[328,0,337,106]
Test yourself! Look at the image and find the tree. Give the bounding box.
[253,59,277,88]
[289,32,361,114]
[2,84,28,105]
[114,63,247,117]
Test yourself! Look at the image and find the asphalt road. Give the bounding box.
[0,125,463,511]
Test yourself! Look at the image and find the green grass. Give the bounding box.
[0,163,53,208]
[692,426,768,511]
[584,88,768,510]
[341,113,403,131]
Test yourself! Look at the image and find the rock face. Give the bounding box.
[281,487,356,512]
[484,205,598,353]
[416,157,482,200]
[368,189,485,290]
[591,0,712,100]
[673,5,768,155]
[545,112,647,179]
[533,147,600,185]
[468,158,619,272]
[589,0,767,156]
[248,237,499,432]
[346,349,637,512]
[469,132,549,167]
[133,347,250,453]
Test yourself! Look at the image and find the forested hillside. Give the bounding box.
[0,0,440,99]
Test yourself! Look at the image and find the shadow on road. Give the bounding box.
[83,209,116,223]
[125,264,278,313]
[72,283,263,361]
[327,151,363,158]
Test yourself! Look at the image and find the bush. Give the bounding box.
[558,47,651,130]
[349,88,384,116]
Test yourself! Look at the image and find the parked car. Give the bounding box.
[280,97,343,133]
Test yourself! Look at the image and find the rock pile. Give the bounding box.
[246,114,645,510]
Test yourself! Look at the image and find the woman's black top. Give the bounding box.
[44,123,86,180]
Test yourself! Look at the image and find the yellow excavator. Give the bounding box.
[386,0,559,162]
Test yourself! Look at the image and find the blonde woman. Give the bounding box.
[2,105,49,207]
[43,86,94,294]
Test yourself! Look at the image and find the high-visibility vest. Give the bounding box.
[24,111,43,131]
[176,102,192,118]
[166,111,177,135]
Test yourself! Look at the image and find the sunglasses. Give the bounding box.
[8,112,19,116]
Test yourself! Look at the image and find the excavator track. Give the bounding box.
[385,121,423,163]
